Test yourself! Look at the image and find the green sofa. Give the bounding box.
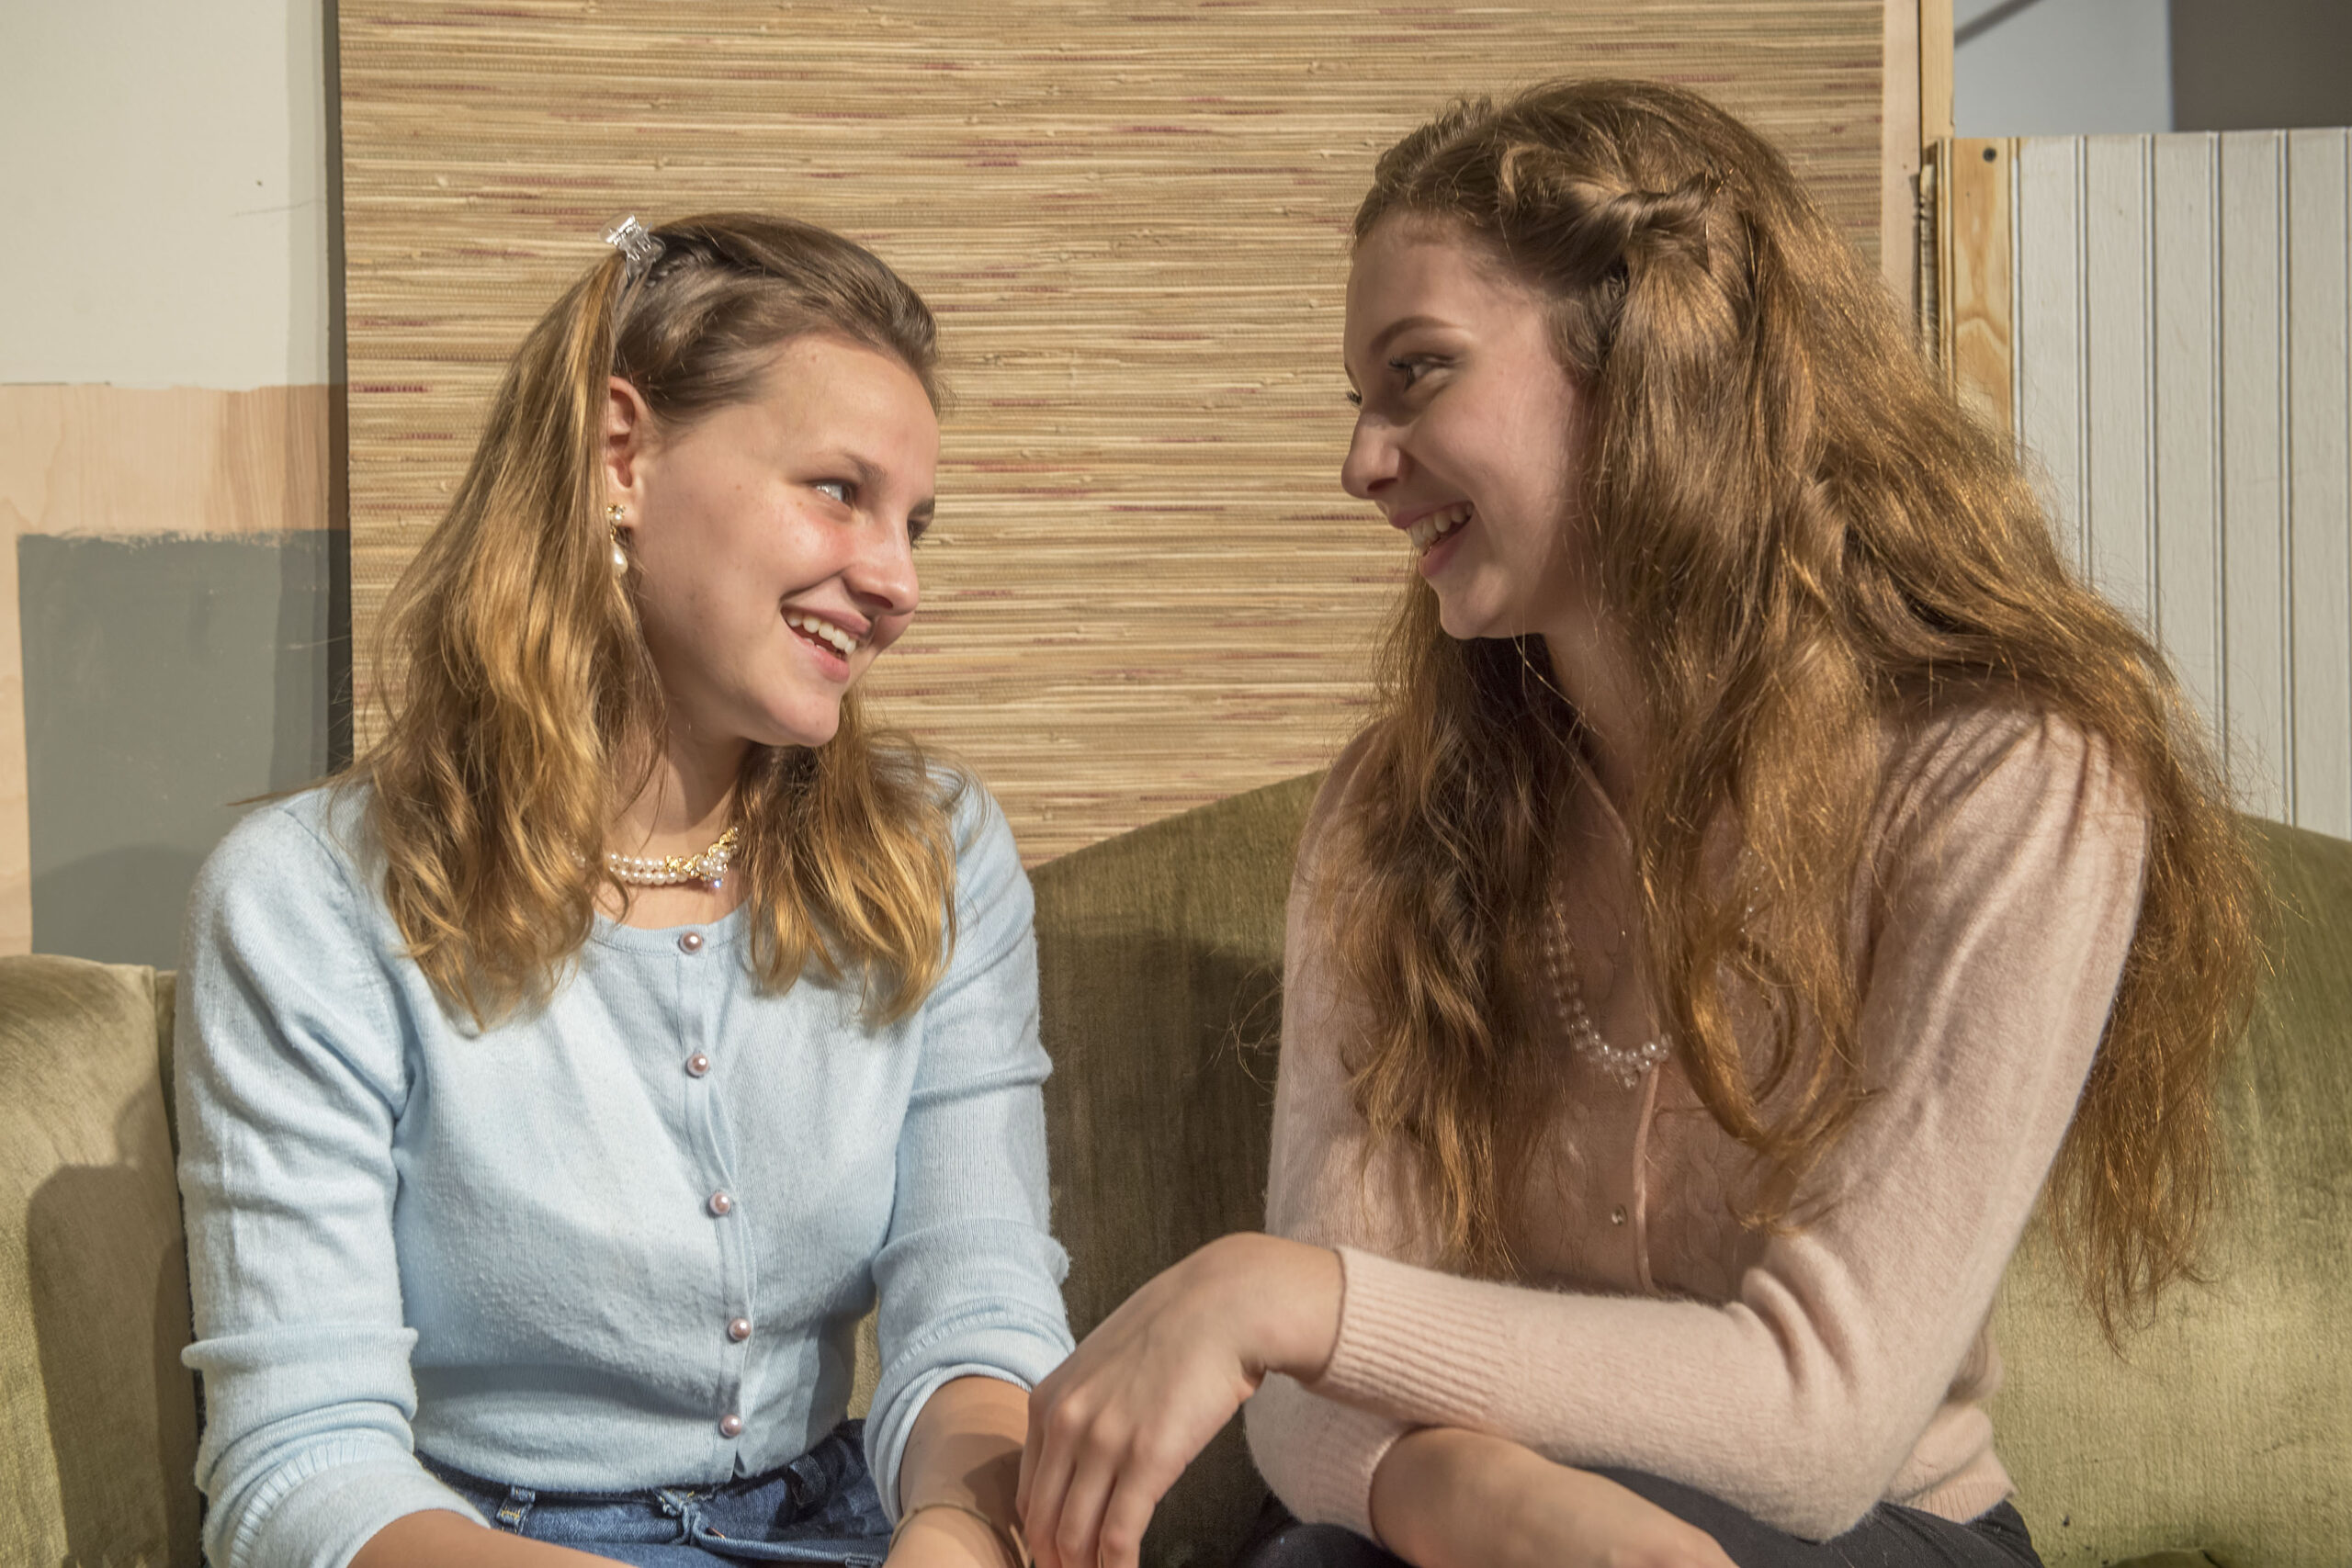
[5,775,2346,1568]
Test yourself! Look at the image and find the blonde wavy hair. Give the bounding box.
[1322,80,2260,1339]
[352,214,959,1027]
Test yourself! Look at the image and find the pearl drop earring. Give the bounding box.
[605,502,629,576]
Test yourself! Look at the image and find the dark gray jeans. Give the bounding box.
[1232,1473,2041,1568]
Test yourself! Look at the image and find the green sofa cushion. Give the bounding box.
[0,956,198,1568]
[1988,818,2352,1568]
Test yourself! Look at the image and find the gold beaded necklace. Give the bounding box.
[605,827,740,890]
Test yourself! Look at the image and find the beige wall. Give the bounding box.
[0,0,335,959]
[0,0,332,389]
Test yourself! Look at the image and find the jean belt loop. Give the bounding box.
[493,1485,537,1533]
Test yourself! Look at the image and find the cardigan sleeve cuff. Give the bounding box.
[1243,1373,1411,1540]
[864,1307,1072,1522]
[211,1443,484,1568]
[1314,1246,1521,1433]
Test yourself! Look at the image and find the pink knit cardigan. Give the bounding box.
[1242,705,2148,1542]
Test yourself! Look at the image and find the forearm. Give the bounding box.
[894,1375,1030,1566]
[1371,1428,1526,1568]
[1370,1428,1728,1568]
[350,1509,618,1568]
[1211,1231,1342,1380]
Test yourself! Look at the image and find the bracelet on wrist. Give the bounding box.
[889,1498,1028,1568]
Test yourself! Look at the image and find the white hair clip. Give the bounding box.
[601,214,665,285]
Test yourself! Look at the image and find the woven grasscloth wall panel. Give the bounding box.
[344,1,1885,863]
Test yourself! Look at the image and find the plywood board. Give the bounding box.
[0,384,334,956]
[340,0,1890,863]
[1882,0,1923,304]
[1942,138,2014,435]
[1918,0,1954,145]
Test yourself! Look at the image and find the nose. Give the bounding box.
[848,517,921,618]
[1340,410,1404,502]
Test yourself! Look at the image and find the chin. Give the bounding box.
[1433,600,1501,642]
[749,703,844,751]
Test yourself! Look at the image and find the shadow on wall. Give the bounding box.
[19,532,340,969]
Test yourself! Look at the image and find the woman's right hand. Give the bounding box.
[1371,1428,1736,1568]
[1019,1233,1342,1568]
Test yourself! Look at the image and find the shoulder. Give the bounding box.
[1883,699,2139,814]
[1871,698,2148,882]
[1297,726,1385,874]
[190,781,376,908]
[935,768,1031,921]
[933,765,1013,869]
[183,781,390,965]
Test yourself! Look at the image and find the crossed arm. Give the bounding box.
[1015,1232,1732,1568]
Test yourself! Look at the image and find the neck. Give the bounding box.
[610,725,751,856]
[1540,605,1649,818]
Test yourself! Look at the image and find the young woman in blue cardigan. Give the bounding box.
[174,214,1069,1568]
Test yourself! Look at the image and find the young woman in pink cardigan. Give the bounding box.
[1015,80,2259,1568]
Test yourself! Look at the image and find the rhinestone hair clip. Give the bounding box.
[601,214,665,286]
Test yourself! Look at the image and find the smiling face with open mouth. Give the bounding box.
[608,333,938,755]
[1340,216,1596,646]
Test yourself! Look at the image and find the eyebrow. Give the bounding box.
[1345,313,1458,385]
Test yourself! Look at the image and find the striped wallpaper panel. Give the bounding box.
[2009,130,2352,835]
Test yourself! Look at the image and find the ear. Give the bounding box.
[604,376,656,522]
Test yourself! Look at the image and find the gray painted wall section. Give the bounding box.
[2171,0,2352,133]
[20,532,341,967]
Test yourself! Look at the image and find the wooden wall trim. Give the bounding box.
[1882,0,1924,303]
[1886,0,1956,315]
[1938,137,2017,436]
[1919,0,1954,145]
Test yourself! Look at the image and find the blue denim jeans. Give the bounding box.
[421,1421,893,1567]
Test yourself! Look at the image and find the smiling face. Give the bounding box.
[1342,218,1597,644]
[606,333,938,754]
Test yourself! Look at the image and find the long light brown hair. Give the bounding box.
[1322,80,2259,1338]
[354,214,959,1027]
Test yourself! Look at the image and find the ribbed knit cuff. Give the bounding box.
[1314,1247,1519,1432]
[1896,1451,2016,1529]
[1247,1374,1411,1540]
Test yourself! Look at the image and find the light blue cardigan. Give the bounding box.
[174,780,1074,1568]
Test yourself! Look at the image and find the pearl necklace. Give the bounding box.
[1543,901,1670,1090]
[605,827,740,889]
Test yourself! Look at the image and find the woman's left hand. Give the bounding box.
[1019,1233,1343,1568]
